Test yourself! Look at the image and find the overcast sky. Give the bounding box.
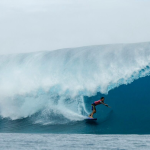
[0,0,150,55]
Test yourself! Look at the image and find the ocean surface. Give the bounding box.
[1,134,150,150]
[0,42,150,149]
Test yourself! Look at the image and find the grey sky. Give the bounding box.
[0,0,150,55]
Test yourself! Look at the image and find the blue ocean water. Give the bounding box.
[1,134,150,150]
[0,42,150,134]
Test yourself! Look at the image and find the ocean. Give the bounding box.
[0,134,150,150]
[0,42,150,149]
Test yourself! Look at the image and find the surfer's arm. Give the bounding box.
[100,102,109,107]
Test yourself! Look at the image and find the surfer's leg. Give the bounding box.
[89,105,96,118]
[89,104,94,118]
[89,112,93,118]
[90,109,96,118]
[89,110,95,118]
[88,111,93,118]
[89,111,94,118]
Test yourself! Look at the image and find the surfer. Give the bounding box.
[88,97,110,118]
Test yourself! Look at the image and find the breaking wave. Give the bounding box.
[0,42,150,126]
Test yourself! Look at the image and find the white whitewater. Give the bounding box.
[0,42,150,121]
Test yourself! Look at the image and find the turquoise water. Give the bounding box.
[0,42,150,134]
[0,75,150,134]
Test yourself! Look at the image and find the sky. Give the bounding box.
[0,0,150,55]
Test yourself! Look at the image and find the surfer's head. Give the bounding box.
[101,97,105,101]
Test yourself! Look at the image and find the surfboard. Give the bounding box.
[86,118,97,120]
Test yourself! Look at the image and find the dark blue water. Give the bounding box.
[0,75,150,134]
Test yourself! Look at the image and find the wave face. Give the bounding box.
[0,42,150,133]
